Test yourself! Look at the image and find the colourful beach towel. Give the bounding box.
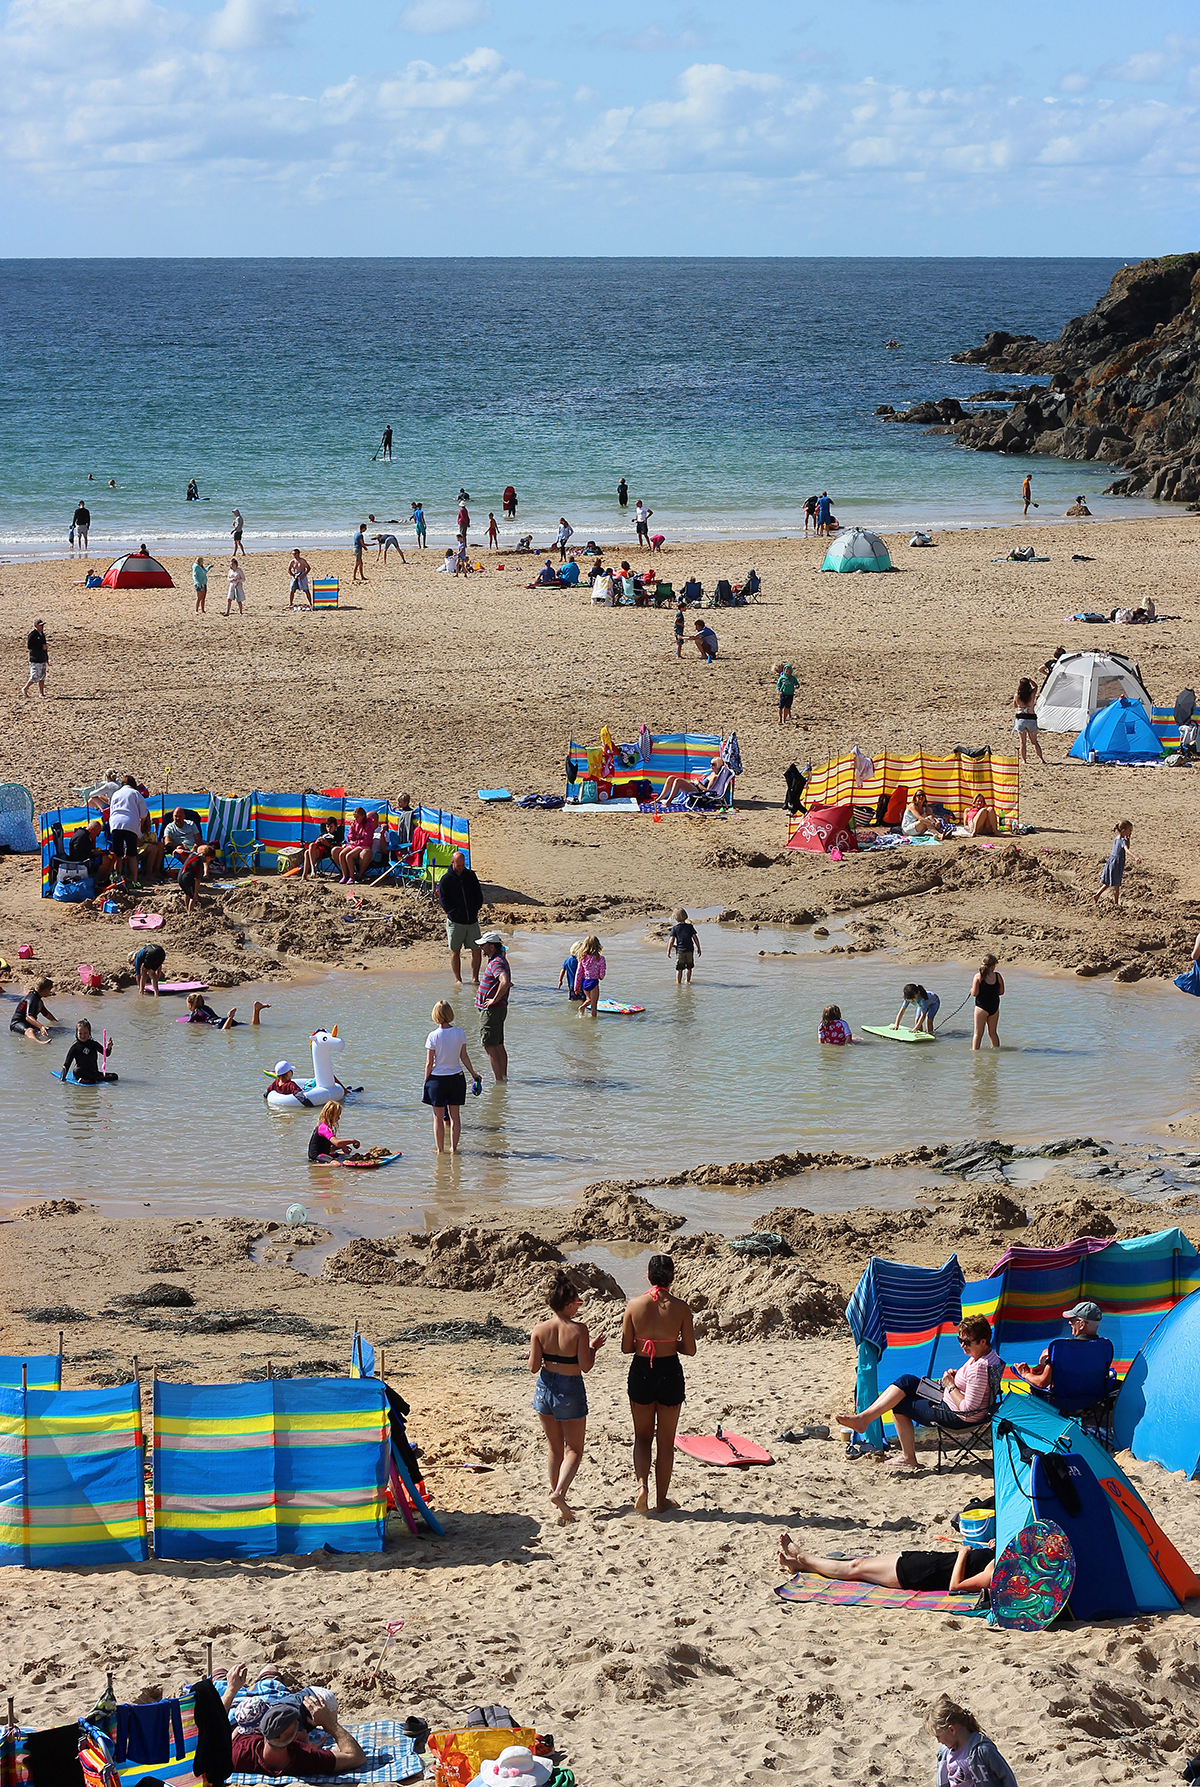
[229,1721,420,1785]
[774,1573,988,1615]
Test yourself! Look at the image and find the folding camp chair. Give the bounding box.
[1034,1336,1117,1448]
[225,829,258,872]
[934,1362,1006,1473]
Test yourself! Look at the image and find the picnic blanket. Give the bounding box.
[230,1722,421,1786]
[775,1573,988,1616]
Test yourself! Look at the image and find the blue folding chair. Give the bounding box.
[225,829,258,872]
[1035,1336,1117,1447]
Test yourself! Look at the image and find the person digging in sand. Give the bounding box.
[835,1315,1002,1471]
[775,1535,994,1597]
[529,1269,606,1525]
[622,1253,696,1513]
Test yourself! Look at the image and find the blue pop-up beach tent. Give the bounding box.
[1068,697,1162,764]
[1113,1287,1200,1477]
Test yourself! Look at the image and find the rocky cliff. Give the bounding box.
[875,253,1200,503]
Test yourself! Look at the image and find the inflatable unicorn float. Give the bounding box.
[264,1026,362,1110]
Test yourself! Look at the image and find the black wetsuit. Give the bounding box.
[61,1037,115,1082]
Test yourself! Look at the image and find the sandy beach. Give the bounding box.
[3,514,1200,994]
[4,1161,1200,1786]
[5,515,1200,1786]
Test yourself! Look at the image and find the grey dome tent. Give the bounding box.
[1035,650,1152,735]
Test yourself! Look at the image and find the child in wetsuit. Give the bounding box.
[673,600,687,659]
[60,1020,116,1082]
[12,978,56,1041]
[308,1100,358,1161]
[667,908,701,984]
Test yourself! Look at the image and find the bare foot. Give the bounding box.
[835,1411,866,1434]
[655,1498,680,1512]
[549,1491,574,1523]
[252,1002,269,1023]
[634,1485,649,1515]
[889,1456,923,1472]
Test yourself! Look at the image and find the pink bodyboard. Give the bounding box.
[130,913,164,930]
[158,981,208,994]
[676,1429,773,1466]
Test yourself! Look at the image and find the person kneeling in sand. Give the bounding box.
[835,1315,1002,1471]
[776,1535,994,1597]
[225,1673,366,1777]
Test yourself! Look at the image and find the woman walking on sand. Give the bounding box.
[1013,677,1045,763]
[622,1254,696,1515]
[971,954,1004,1050]
[529,1270,605,1524]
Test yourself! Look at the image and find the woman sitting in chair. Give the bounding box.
[658,754,725,804]
[334,807,378,884]
[836,1316,1003,1472]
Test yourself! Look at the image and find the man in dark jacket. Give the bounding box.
[437,849,484,985]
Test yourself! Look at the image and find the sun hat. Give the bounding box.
[471,1747,552,1787]
[479,930,505,947]
[1064,1300,1102,1322]
[274,1060,294,1076]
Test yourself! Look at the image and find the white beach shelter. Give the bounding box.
[1034,650,1152,734]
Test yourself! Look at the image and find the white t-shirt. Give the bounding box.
[635,504,648,525]
[108,786,149,836]
[426,1024,466,1074]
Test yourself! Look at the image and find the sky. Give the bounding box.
[1,0,1199,255]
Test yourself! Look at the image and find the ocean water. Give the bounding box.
[0,257,1163,559]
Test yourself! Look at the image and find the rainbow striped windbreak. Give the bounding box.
[0,1384,148,1567]
[804,750,1020,825]
[78,1698,201,1787]
[0,1354,62,1390]
[153,1377,390,1560]
[566,732,724,800]
[40,794,470,891]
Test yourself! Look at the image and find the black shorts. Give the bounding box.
[423,1072,467,1109]
[895,1547,992,1592]
[627,1353,686,1407]
[480,1006,506,1048]
[179,872,198,898]
[110,829,139,859]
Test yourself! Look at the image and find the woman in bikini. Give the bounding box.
[529,1270,605,1525]
[622,1254,696,1514]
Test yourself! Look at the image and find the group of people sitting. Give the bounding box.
[52,785,218,906]
[869,785,1005,841]
[298,796,415,884]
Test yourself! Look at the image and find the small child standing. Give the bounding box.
[775,661,797,724]
[673,599,687,659]
[667,908,701,983]
[575,934,606,1017]
[819,1003,857,1045]
[926,1694,1019,1786]
[894,981,940,1035]
[558,938,586,1002]
[1094,819,1132,907]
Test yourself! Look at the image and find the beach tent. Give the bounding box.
[101,553,174,589]
[821,529,892,573]
[845,1255,965,1451]
[1068,697,1162,764]
[1113,1288,1200,1477]
[992,1391,1187,1619]
[1035,650,1151,734]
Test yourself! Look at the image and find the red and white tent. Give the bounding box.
[101,553,174,589]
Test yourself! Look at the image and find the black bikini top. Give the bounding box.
[541,1349,579,1365]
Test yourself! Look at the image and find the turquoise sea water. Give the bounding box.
[0,257,1163,559]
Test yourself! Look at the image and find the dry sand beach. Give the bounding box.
[4,515,1200,1785]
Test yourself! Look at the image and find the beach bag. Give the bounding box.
[428,1728,539,1787]
[53,874,93,902]
[579,780,597,805]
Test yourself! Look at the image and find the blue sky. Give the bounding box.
[2,0,1198,254]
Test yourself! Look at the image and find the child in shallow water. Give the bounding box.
[894,982,940,1035]
[558,939,586,1002]
[819,1003,857,1045]
[575,935,606,1017]
[307,1100,358,1162]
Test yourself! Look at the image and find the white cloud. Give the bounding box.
[1105,50,1167,84]
[1059,71,1089,94]
[398,0,491,33]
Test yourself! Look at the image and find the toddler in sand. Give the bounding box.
[927,1694,1019,1786]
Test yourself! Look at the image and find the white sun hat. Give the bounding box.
[470,1747,553,1787]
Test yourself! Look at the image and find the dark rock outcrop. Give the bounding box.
[878,254,1200,503]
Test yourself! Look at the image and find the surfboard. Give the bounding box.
[1099,1476,1200,1602]
[597,1000,646,1015]
[335,1152,403,1171]
[861,1025,936,1043]
[990,1518,1075,1631]
[676,1426,773,1466]
[1031,1450,1136,1620]
[158,981,208,995]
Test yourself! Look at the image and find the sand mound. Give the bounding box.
[1021,1198,1119,1247]
[322,1237,419,1287]
[14,1199,92,1219]
[674,1241,845,1341]
[560,1187,685,1243]
[323,1224,625,1315]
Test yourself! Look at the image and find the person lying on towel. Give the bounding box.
[775,1535,994,1596]
[224,1672,366,1776]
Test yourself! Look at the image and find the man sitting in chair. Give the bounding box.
[1015,1300,1102,1391]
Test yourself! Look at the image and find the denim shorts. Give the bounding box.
[531,1368,588,1422]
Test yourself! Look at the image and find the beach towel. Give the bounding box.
[722,732,743,776]
[774,1573,988,1616]
[229,1723,420,1787]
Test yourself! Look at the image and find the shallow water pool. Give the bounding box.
[4,921,1199,1233]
